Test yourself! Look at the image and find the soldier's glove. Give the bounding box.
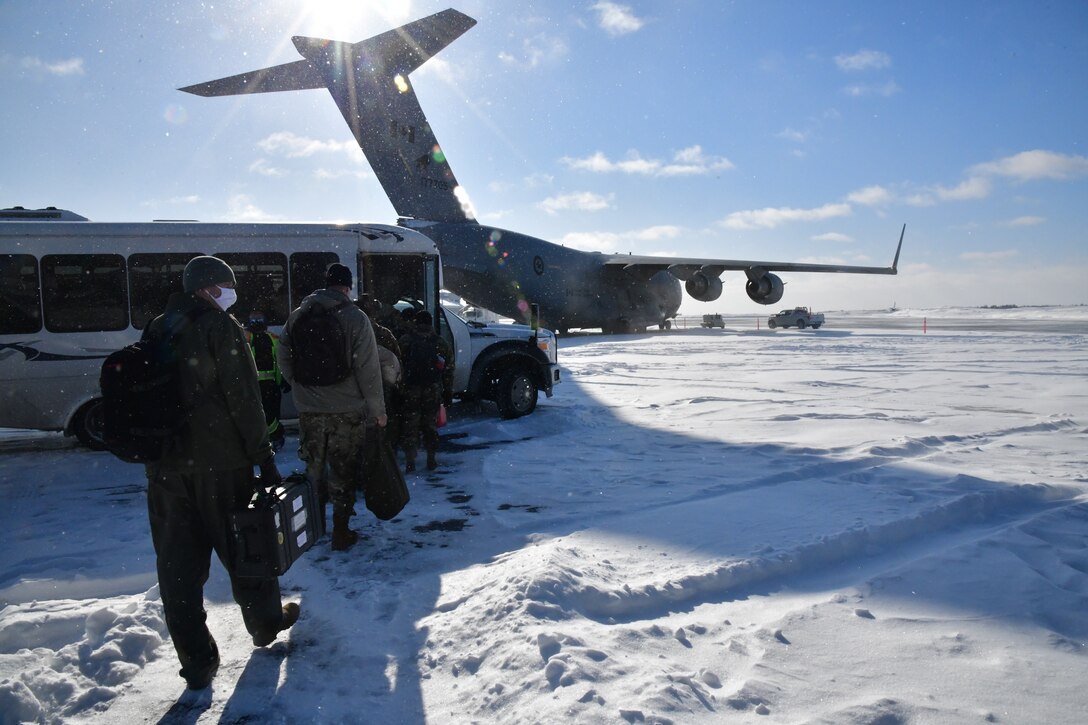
[257,456,282,489]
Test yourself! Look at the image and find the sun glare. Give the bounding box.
[295,0,414,38]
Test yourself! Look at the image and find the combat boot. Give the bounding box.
[404,449,417,473]
[426,450,438,471]
[331,512,359,551]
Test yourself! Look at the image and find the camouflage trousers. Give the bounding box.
[400,382,442,457]
[298,411,367,517]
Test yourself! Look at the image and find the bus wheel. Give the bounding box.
[73,400,107,450]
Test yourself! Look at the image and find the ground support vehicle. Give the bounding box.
[701,314,725,329]
[767,307,825,329]
[439,306,560,419]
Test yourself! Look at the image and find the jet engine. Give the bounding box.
[685,271,723,302]
[745,272,784,305]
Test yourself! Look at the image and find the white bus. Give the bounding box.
[0,207,441,446]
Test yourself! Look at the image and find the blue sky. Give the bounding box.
[2,1,1086,311]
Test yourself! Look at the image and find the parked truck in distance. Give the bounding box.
[701,313,725,329]
[768,307,825,329]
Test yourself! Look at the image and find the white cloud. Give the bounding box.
[720,203,852,230]
[562,146,733,177]
[812,232,854,243]
[557,224,682,252]
[523,172,555,188]
[834,49,892,72]
[558,230,624,252]
[227,194,278,222]
[412,55,456,84]
[20,56,85,76]
[168,195,200,205]
[498,34,569,69]
[313,168,370,180]
[904,176,992,207]
[256,131,359,159]
[632,225,684,242]
[1002,215,1046,227]
[248,159,286,177]
[960,249,1019,262]
[776,128,809,143]
[537,191,613,214]
[592,2,645,37]
[842,80,900,97]
[935,176,992,201]
[970,150,1088,181]
[846,185,893,206]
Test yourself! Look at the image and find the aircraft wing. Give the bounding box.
[602,224,904,281]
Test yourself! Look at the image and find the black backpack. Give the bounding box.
[402,333,445,386]
[99,310,203,463]
[290,300,352,386]
[250,332,276,372]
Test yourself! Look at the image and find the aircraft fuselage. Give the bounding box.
[415,222,682,333]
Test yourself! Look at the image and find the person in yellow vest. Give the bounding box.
[244,309,286,452]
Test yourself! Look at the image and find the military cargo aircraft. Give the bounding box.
[181,8,903,333]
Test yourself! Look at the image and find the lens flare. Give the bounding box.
[394,74,409,93]
[163,104,188,124]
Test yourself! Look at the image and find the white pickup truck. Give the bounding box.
[439,306,561,418]
[767,307,825,329]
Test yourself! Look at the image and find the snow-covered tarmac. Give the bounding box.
[1,308,1085,723]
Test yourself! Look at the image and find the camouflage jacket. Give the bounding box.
[146,292,273,472]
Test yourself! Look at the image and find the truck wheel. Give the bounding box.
[768,320,777,329]
[796,320,807,329]
[72,399,108,450]
[812,323,821,329]
[496,369,538,418]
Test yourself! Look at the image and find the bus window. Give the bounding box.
[218,252,289,325]
[361,253,427,308]
[41,254,128,332]
[289,252,339,311]
[129,252,202,329]
[0,253,42,334]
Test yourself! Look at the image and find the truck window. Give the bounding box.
[129,252,202,329]
[0,253,42,334]
[41,253,128,332]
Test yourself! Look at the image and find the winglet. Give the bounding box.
[891,224,905,273]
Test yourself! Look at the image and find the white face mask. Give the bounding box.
[214,286,238,311]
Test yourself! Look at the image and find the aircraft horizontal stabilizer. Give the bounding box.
[179,9,476,97]
[179,59,325,96]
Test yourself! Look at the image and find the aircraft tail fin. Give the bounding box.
[180,8,478,223]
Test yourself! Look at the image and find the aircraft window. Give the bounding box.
[0,253,42,334]
[289,252,340,312]
[41,254,128,332]
[218,252,289,325]
[129,252,202,329]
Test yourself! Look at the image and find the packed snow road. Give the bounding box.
[1,315,1086,723]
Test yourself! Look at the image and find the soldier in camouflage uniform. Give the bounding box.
[278,264,387,551]
[397,310,453,472]
[146,256,298,690]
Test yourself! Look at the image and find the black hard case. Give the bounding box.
[230,473,324,578]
